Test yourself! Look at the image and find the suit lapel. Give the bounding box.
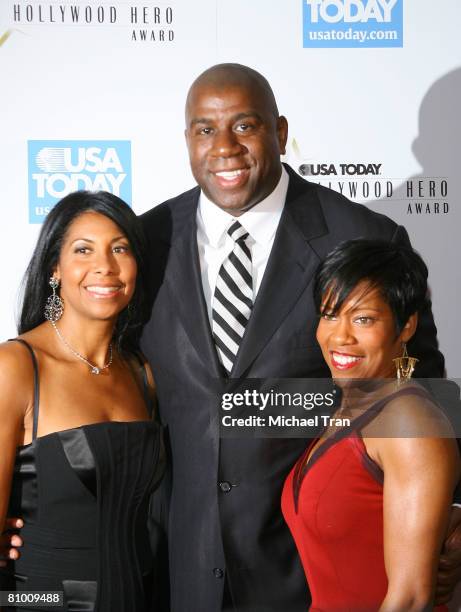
[162,166,329,379]
[231,168,328,378]
[165,190,222,378]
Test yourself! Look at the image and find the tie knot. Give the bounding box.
[228,220,249,243]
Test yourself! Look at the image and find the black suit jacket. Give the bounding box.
[140,164,444,612]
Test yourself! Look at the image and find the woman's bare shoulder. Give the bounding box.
[0,338,34,369]
[365,382,454,438]
[0,339,36,414]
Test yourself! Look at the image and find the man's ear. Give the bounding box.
[399,312,418,343]
[277,116,288,155]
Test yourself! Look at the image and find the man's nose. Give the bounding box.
[211,128,245,158]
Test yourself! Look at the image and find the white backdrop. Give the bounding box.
[1,0,461,608]
[0,1,459,378]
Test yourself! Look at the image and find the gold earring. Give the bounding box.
[393,343,418,382]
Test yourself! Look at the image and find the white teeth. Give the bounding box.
[215,170,244,179]
[332,352,361,365]
[86,286,120,295]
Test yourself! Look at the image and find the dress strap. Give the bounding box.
[8,338,40,440]
[133,352,154,418]
[346,385,432,432]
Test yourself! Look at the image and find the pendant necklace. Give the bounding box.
[50,320,113,375]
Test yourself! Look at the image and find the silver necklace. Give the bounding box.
[50,321,113,375]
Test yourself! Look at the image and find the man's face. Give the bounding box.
[185,82,288,215]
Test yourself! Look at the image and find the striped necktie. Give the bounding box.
[212,220,253,375]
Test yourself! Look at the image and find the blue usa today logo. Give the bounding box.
[28,140,132,223]
[303,0,403,48]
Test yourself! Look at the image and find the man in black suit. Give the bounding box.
[140,63,455,611]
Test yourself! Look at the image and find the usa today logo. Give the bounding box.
[28,140,132,223]
[303,0,403,48]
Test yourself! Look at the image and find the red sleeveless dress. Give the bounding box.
[281,389,448,612]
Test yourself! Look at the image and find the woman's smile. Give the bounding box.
[316,282,413,382]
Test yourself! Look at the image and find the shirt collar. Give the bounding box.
[197,166,289,247]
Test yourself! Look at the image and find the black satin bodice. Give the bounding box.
[1,340,165,612]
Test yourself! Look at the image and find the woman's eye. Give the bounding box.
[355,316,375,325]
[113,245,130,254]
[74,247,90,254]
[321,313,336,321]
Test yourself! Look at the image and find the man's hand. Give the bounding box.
[0,518,23,567]
[436,506,461,605]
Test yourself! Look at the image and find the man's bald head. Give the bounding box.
[184,63,288,215]
[186,63,280,121]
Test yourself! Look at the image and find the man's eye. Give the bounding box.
[199,127,213,135]
[235,123,252,132]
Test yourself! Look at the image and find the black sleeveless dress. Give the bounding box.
[0,339,165,611]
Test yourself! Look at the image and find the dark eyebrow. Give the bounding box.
[189,117,211,127]
[350,305,381,313]
[70,235,127,245]
[232,112,264,123]
[189,111,263,128]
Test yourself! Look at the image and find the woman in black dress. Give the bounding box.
[0,191,164,611]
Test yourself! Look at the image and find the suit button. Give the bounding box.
[213,568,224,579]
[219,481,232,493]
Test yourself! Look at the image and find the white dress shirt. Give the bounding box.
[196,166,289,323]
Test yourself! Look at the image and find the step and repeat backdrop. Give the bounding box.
[1,0,460,380]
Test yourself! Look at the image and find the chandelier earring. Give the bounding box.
[393,343,418,383]
[44,276,64,322]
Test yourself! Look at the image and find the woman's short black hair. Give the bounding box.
[19,190,148,353]
[313,239,428,334]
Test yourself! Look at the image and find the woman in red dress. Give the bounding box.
[282,239,460,611]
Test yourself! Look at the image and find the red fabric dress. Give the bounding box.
[281,389,448,612]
